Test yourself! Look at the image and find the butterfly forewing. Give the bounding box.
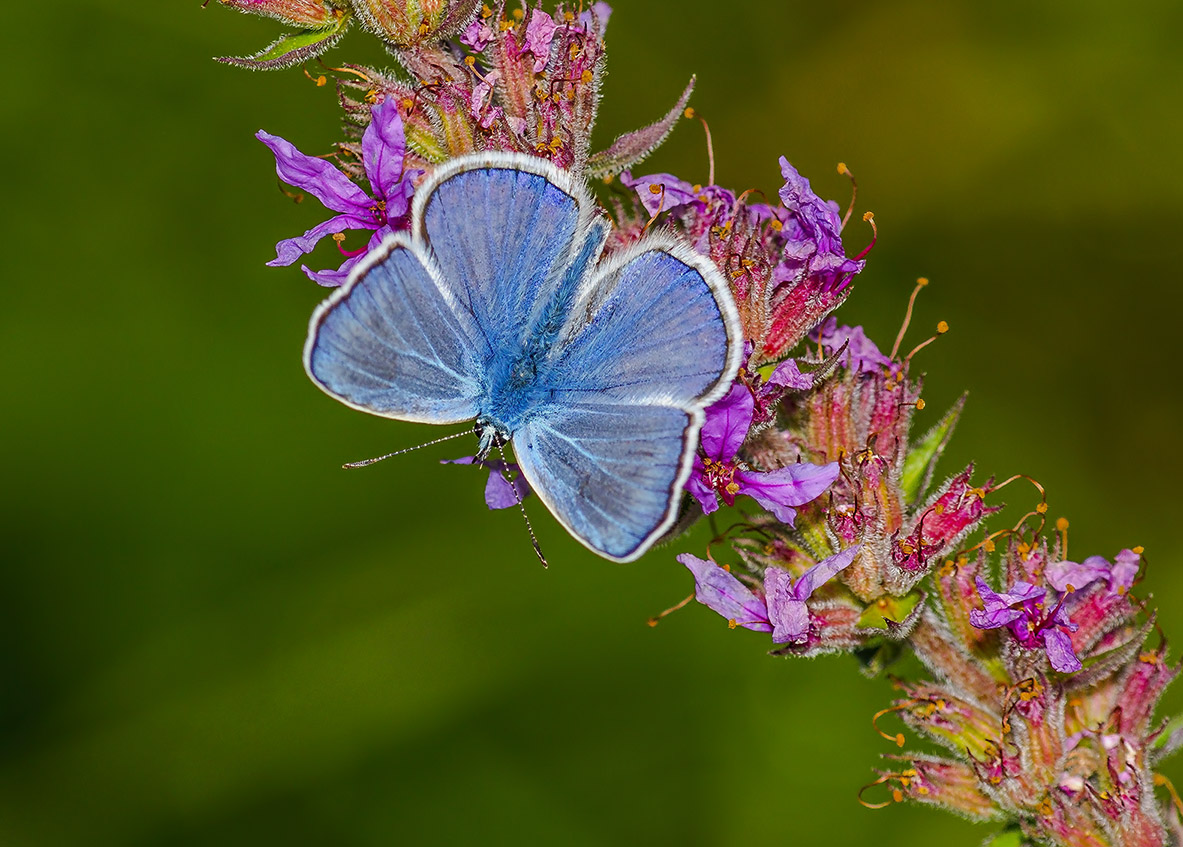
[416,157,590,355]
[305,239,484,424]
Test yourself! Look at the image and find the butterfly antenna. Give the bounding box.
[343,430,471,469]
[493,432,549,568]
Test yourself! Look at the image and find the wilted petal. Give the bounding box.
[577,1,612,37]
[1046,556,1111,593]
[735,461,840,525]
[767,358,813,390]
[969,576,1037,629]
[362,98,408,202]
[765,567,810,644]
[268,212,370,267]
[257,129,373,215]
[813,318,893,374]
[620,171,699,217]
[700,382,754,461]
[523,9,558,72]
[792,545,860,600]
[1111,549,1141,592]
[1042,628,1083,673]
[460,15,494,50]
[300,253,363,287]
[678,554,771,632]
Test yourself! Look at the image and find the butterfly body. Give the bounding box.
[305,152,742,561]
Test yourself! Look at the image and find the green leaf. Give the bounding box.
[900,393,965,505]
[217,13,350,71]
[857,590,924,630]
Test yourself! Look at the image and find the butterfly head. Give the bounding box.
[474,416,512,462]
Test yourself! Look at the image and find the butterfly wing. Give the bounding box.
[513,238,743,561]
[304,236,484,424]
[413,153,597,355]
[305,153,597,425]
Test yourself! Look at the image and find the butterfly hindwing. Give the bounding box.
[304,238,484,424]
[513,241,742,561]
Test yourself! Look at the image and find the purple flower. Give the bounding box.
[970,577,1082,673]
[257,96,418,286]
[1046,549,1140,596]
[811,317,894,374]
[678,546,859,643]
[442,457,531,510]
[775,157,865,294]
[685,382,839,525]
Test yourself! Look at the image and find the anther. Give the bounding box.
[648,593,695,627]
[903,321,949,363]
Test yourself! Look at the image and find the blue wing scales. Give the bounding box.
[305,238,484,424]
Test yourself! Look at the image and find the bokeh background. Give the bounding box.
[5,1,1183,844]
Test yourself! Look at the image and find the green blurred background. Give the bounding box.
[4,1,1182,844]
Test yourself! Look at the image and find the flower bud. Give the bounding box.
[350,0,480,47]
[218,0,345,27]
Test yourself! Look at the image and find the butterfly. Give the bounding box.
[304,152,742,562]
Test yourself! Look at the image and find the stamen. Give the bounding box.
[641,183,666,234]
[837,162,858,231]
[852,211,877,261]
[872,701,916,747]
[647,593,695,627]
[316,59,375,84]
[890,277,929,359]
[1056,516,1070,561]
[857,774,899,809]
[902,321,949,363]
[303,67,327,87]
[277,180,304,204]
[683,107,715,187]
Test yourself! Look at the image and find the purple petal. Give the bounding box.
[268,212,372,267]
[678,554,771,632]
[1111,549,1141,592]
[577,2,611,37]
[765,568,811,644]
[460,16,495,50]
[1046,556,1111,593]
[767,358,813,390]
[685,455,719,514]
[700,382,754,461]
[442,456,531,510]
[735,461,840,525]
[619,171,699,217]
[792,545,859,601]
[969,576,1026,629]
[1042,628,1083,673]
[363,98,408,202]
[812,318,893,374]
[257,130,374,216]
[523,9,558,72]
[483,467,528,510]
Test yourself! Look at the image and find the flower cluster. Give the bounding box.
[217,3,1182,844]
[871,543,1179,846]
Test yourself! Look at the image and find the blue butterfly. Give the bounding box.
[304,152,742,561]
